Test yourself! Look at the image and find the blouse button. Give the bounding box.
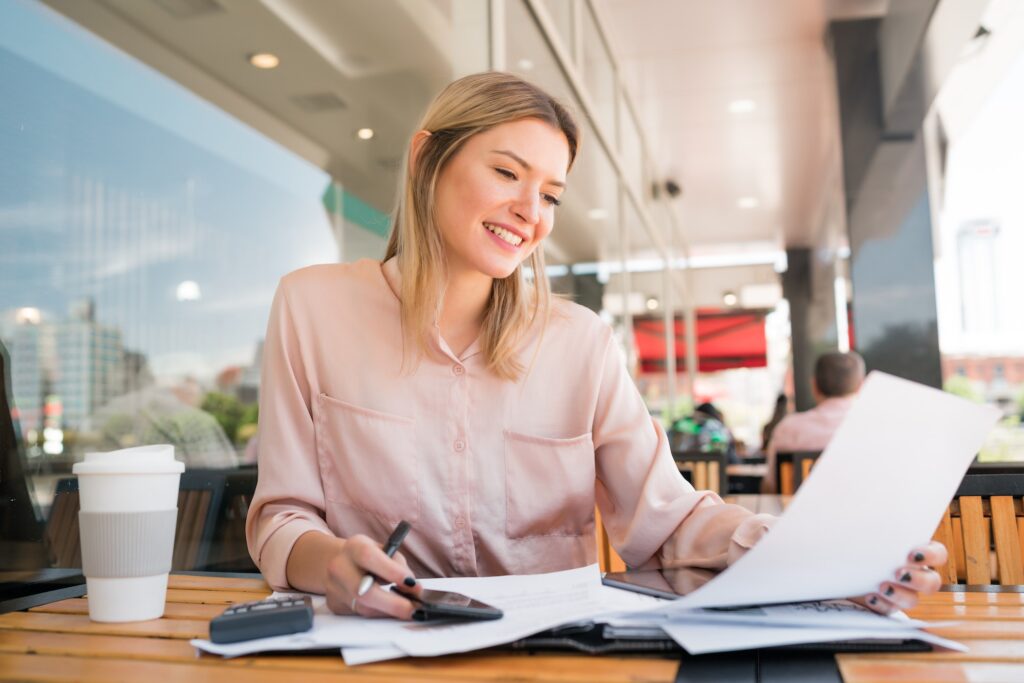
[453,439,466,452]
[452,364,465,376]
[454,516,465,529]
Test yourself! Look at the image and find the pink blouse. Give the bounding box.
[246,260,772,590]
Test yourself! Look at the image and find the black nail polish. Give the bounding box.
[885,586,895,597]
[900,572,912,583]
[404,576,417,587]
[913,552,925,562]
[869,596,878,606]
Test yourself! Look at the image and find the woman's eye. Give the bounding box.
[543,194,562,207]
[495,167,517,180]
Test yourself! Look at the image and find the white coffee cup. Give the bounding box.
[72,444,185,622]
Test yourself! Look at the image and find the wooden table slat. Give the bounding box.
[838,658,1024,683]
[30,598,224,621]
[0,611,208,640]
[162,588,272,605]
[166,575,270,593]
[0,629,680,682]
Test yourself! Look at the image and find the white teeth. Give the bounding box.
[484,223,523,246]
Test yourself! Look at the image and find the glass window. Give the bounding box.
[580,2,617,142]
[539,0,575,58]
[931,33,1024,461]
[619,94,646,198]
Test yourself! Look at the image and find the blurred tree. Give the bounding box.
[944,374,982,403]
[200,392,246,443]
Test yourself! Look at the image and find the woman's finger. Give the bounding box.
[357,584,417,620]
[907,541,948,568]
[325,554,363,615]
[347,536,418,590]
[893,566,942,596]
[876,582,918,611]
[854,593,899,615]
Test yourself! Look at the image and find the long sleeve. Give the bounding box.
[591,329,774,570]
[245,280,333,590]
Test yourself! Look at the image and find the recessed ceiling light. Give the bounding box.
[645,297,659,311]
[356,128,374,140]
[587,208,608,220]
[176,280,202,301]
[737,197,759,209]
[722,291,738,307]
[517,58,535,71]
[728,99,756,114]
[248,52,280,69]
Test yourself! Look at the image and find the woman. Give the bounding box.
[246,72,944,620]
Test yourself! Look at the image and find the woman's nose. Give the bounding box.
[511,190,541,225]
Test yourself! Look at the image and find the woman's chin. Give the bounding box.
[475,257,524,280]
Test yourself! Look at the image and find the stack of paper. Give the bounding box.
[192,372,999,664]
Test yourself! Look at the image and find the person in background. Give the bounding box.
[761,351,866,493]
[760,393,789,453]
[672,402,738,464]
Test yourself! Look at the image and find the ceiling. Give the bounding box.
[38,0,892,308]
[593,0,873,255]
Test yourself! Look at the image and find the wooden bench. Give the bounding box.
[776,451,821,495]
[672,450,728,495]
[932,471,1024,585]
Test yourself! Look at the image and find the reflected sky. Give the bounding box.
[935,43,1024,356]
[0,0,336,381]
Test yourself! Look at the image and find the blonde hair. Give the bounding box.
[384,72,579,381]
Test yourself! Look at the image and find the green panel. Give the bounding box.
[321,183,391,238]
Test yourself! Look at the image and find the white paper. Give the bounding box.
[656,372,1000,611]
[341,644,407,665]
[389,564,614,657]
[662,620,967,655]
[194,565,611,659]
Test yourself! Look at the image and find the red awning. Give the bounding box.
[633,310,768,373]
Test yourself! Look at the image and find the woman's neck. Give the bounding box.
[439,265,493,354]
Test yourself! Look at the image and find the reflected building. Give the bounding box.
[956,220,1000,336]
[7,300,126,433]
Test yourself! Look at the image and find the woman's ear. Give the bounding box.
[408,130,432,174]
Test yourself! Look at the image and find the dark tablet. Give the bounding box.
[601,567,716,600]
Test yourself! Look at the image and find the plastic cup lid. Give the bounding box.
[72,444,185,475]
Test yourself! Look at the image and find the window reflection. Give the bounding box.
[931,25,1024,461]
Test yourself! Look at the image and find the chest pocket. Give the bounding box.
[314,392,419,524]
[504,430,595,538]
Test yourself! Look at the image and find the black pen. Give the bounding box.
[356,520,412,597]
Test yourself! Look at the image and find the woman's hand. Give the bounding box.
[323,534,423,619]
[858,541,947,615]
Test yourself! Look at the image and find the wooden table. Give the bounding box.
[726,464,768,479]
[725,493,792,516]
[4,576,1024,682]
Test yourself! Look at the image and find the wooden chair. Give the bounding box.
[931,471,1024,585]
[775,451,821,495]
[594,506,626,573]
[44,469,228,571]
[672,450,728,495]
[203,467,258,572]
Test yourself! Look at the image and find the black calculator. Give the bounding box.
[209,596,314,644]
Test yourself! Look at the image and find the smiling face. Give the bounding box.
[431,117,570,281]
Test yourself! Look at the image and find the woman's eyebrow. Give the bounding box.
[491,149,566,188]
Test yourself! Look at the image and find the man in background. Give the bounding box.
[761,351,866,493]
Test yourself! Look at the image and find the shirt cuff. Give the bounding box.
[726,513,777,565]
[257,517,333,591]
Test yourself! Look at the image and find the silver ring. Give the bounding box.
[350,596,359,612]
